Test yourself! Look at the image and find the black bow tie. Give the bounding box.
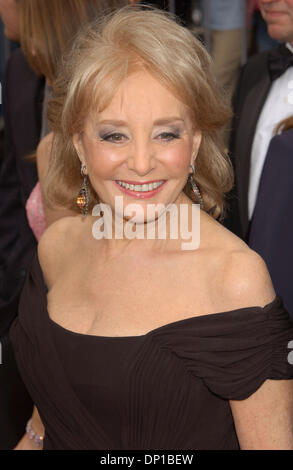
[268,43,293,81]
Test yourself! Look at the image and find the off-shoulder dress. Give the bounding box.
[10,254,293,450]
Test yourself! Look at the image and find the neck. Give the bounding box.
[93,192,201,256]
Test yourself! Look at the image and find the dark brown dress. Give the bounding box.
[9,254,293,450]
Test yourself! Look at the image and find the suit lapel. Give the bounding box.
[235,70,271,239]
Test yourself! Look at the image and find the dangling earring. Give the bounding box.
[76,164,89,217]
[188,164,204,210]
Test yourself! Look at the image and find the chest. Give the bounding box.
[47,254,211,336]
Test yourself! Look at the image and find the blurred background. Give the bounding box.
[0,0,278,126]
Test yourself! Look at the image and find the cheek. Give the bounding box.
[280,1,293,19]
[287,1,293,19]
[84,141,125,178]
[159,141,192,176]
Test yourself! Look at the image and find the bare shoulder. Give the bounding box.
[220,247,276,310]
[201,213,276,311]
[38,215,83,288]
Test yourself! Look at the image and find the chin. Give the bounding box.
[124,210,160,225]
[267,25,292,41]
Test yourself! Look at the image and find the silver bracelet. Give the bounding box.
[25,419,44,447]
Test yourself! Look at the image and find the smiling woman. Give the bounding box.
[45,4,233,221]
[72,69,202,226]
[9,4,293,451]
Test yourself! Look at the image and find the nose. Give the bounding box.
[127,140,156,176]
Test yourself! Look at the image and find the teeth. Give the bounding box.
[117,181,164,192]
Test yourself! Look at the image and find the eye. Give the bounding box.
[100,132,128,143]
[156,131,181,141]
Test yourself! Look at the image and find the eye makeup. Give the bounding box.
[152,121,186,141]
[94,119,187,143]
[97,125,129,143]
[100,132,128,143]
[153,128,182,140]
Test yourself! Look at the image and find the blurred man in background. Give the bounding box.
[201,0,247,97]
[226,0,293,241]
[0,0,19,40]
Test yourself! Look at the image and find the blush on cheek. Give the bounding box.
[162,142,192,176]
[83,138,126,178]
[87,155,114,180]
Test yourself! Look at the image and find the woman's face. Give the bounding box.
[73,70,201,223]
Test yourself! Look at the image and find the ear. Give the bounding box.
[72,133,87,172]
[190,130,202,167]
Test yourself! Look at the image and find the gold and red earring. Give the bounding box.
[76,164,89,217]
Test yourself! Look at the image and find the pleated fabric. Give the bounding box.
[10,254,293,450]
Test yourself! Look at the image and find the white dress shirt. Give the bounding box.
[248,42,293,220]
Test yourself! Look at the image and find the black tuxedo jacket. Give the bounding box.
[226,47,275,240]
[0,48,44,449]
[249,129,293,319]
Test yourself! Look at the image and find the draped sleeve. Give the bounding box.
[9,253,293,449]
[150,296,293,400]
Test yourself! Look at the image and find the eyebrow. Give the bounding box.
[154,117,185,126]
[96,117,185,126]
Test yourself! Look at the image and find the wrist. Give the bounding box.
[26,419,44,448]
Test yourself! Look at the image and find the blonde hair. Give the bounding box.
[46,5,234,220]
[18,0,129,83]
